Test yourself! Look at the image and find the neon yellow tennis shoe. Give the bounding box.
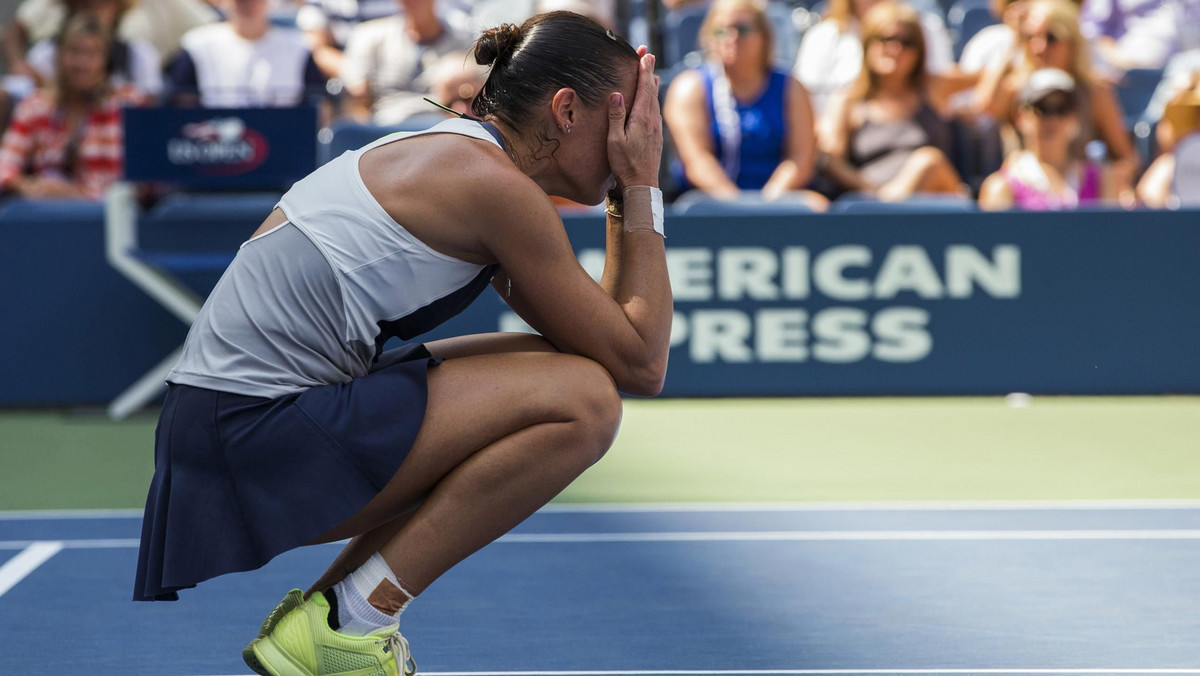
[243,589,417,676]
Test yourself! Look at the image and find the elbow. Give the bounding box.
[616,356,668,397]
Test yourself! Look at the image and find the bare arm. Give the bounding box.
[762,76,818,199]
[820,92,873,193]
[1089,83,1139,204]
[975,58,1018,119]
[485,55,672,395]
[662,69,741,198]
[306,28,344,80]
[2,19,36,79]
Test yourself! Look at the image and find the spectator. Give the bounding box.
[426,50,487,117]
[296,0,400,80]
[1143,46,1200,122]
[792,0,959,116]
[339,0,473,125]
[979,68,1112,209]
[975,0,1138,202]
[469,0,616,32]
[166,0,327,107]
[24,0,163,101]
[1080,0,1196,73]
[663,0,826,207]
[959,0,1029,75]
[819,1,965,200]
[0,15,142,200]
[1,0,215,79]
[1137,73,1200,207]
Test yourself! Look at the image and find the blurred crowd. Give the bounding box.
[1,0,1198,210]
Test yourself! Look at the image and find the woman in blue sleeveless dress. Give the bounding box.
[133,12,672,676]
[663,0,827,209]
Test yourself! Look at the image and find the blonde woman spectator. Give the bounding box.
[792,0,958,116]
[975,0,1138,202]
[820,1,964,200]
[339,0,473,125]
[663,0,824,206]
[979,69,1113,209]
[0,15,142,200]
[1137,74,1200,207]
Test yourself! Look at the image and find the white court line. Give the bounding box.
[0,541,63,598]
[414,671,1200,675]
[5,530,1200,551]
[5,501,1200,521]
[192,670,1200,676]
[191,670,1200,676]
[538,500,1200,513]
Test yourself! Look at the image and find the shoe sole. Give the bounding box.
[243,590,306,675]
[243,634,314,676]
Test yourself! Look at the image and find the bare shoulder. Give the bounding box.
[664,69,705,107]
[359,131,557,263]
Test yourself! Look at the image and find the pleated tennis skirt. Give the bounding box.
[134,343,436,601]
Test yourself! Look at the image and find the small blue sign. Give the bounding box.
[123,106,318,189]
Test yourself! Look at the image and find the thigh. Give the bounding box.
[314,350,619,541]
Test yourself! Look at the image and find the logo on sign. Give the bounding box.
[166,117,268,176]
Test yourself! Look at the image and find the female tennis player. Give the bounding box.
[133,12,669,676]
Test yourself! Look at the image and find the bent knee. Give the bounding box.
[557,357,623,462]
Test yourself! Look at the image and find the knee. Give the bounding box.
[909,146,949,172]
[560,357,623,465]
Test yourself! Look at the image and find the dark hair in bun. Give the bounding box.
[472,11,638,132]
[474,22,524,68]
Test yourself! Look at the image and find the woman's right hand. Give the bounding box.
[607,50,663,190]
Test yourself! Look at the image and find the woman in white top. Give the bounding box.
[792,0,959,117]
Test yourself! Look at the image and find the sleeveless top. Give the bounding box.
[1001,150,1101,210]
[675,63,789,191]
[167,117,503,398]
[848,99,953,188]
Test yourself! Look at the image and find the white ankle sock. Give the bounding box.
[330,553,415,636]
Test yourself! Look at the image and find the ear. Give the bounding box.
[550,88,578,134]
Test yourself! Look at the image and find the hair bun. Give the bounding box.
[475,23,523,66]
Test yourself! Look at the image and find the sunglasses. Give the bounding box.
[1023,30,1062,45]
[1028,98,1074,117]
[713,22,759,39]
[874,34,918,49]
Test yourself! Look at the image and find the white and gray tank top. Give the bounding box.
[167,117,504,398]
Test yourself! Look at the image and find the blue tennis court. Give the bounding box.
[2,502,1200,675]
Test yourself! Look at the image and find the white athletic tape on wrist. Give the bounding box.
[622,186,665,238]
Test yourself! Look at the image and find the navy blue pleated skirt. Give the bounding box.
[134,344,436,601]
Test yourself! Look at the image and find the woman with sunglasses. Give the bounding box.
[975,0,1137,204]
[819,0,965,201]
[663,0,826,207]
[979,68,1112,209]
[792,0,959,118]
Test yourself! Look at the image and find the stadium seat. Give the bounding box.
[947,0,996,60]
[1116,68,1165,128]
[0,198,104,224]
[672,190,817,216]
[830,193,978,213]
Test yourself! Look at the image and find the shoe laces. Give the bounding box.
[377,631,417,675]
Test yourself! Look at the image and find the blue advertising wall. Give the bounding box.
[1,206,1198,405]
